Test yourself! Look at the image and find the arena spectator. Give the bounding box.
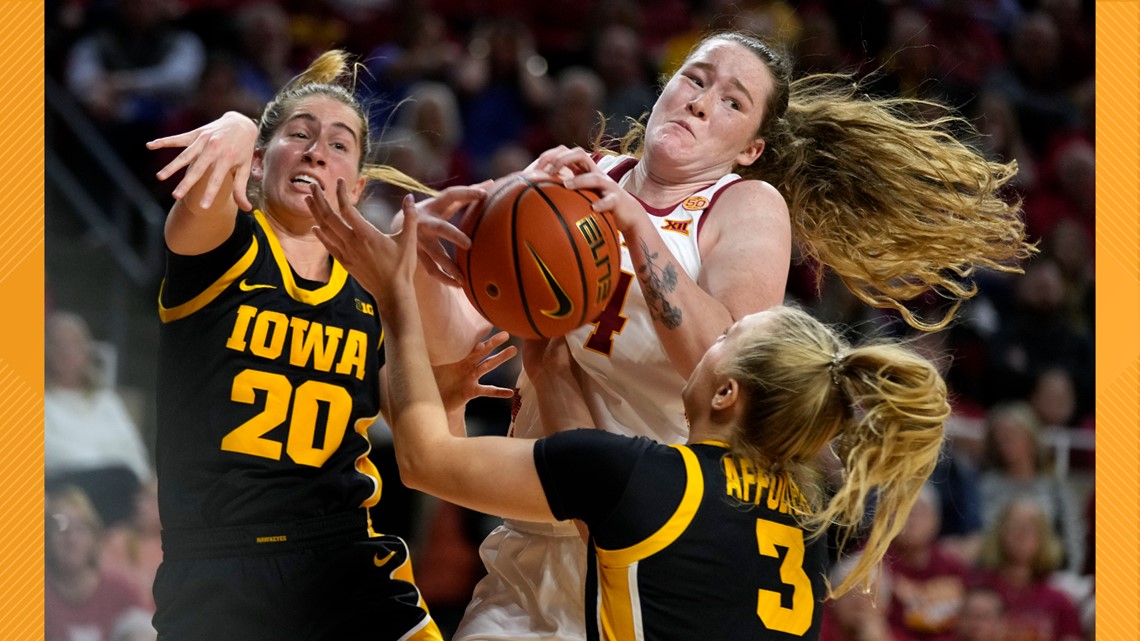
[884,484,971,640]
[45,311,152,526]
[978,401,1085,573]
[971,498,1084,641]
[46,485,154,641]
[64,0,205,178]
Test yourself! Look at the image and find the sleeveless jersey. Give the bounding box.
[535,430,827,641]
[156,210,385,530]
[511,155,743,444]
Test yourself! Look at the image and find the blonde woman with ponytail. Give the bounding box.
[144,50,478,641]
[305,192,950,641]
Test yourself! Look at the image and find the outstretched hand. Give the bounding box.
[432,331,518,416]
[307,181,419,303]
[528,145,643,233]
[146,111,257,211]
[400,183,491,285]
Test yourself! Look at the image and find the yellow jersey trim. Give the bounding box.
[596,444,702,565]
[253,209,347,305]
[594,444,703,641]
[696,439,731,448]
[158,236,260,323]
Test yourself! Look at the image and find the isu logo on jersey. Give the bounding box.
[660,219,691,235]
[681,195,709,211]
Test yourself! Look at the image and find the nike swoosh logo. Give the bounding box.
[239,279,276,292]
[373,551,396,567]
[527,244,573,320]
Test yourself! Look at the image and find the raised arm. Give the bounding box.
[522,337,596,436]
[547,147,791,378]
[148,111,259,255]
[307,184,555,523]
[403,185,497,363]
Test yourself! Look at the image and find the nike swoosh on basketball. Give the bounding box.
[527,244,573,320]
[239,279,276,292]
[373,551,397,567]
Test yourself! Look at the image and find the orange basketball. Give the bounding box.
[456,176,622,339]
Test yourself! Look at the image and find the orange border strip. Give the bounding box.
[3,2,45,640]
[1095,3,1139,639]
[11,4,1135,640]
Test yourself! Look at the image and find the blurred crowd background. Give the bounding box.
[44,1,1095,640]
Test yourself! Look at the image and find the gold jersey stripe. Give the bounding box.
[596,445,702,564]
[254,209,348,305]
[353,412,382,509]
[594,445,703,641]
[158,236,260,323]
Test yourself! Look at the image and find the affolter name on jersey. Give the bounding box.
[722,455,811,515]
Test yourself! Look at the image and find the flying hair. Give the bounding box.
[756,74,1032,330]
[610,32,1035,331]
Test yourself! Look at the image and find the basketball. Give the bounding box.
[456,175,622,340]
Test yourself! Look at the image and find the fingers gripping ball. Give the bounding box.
[457,176,621,339]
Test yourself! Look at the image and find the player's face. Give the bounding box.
[644,40,772,179]
[253,96,366,219]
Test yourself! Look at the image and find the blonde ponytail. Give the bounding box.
[723,306,948,597]
[290,50,351,88]
[811,343,948,596]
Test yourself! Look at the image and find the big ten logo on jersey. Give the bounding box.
[354,298,375,316]
[575,214,615,304]
[224,304,370,380]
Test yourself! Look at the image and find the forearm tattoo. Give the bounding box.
[636,239,682,329]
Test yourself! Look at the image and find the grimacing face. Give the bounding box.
[252,95,367,220]
[643,39,775,182]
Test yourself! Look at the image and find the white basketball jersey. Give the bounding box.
[510,155,743,444]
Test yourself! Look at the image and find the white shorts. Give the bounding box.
[453,519,587,641]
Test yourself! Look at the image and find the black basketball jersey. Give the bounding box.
[535,430,827,641]
[156,210,385,531]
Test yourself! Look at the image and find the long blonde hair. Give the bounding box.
[614,32,1035,331]
[251,50,435,207]
[721,306,948,596]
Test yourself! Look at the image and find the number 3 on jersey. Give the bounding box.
[756,518,814,635]
[221,368,352,467]
[584,271,634,355]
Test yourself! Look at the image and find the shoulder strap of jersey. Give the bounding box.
[595,154,638,182]
[252,209,348,305]
[594,444,703,565]
[159,235,260,323]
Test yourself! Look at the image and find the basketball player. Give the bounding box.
[306,192,950,641]
[407,31,1032,641]
[144,51,488,640]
